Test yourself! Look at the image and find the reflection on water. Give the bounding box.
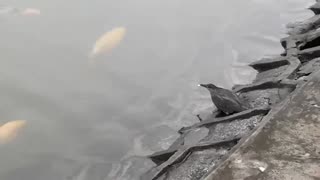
[0,0,313,179]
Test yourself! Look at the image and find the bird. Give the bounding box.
[199,83,247,115]
[0,120,26,144]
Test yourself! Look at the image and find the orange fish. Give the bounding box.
[20,8,41,16]
[90,27,126,58]
[0,120,26,144]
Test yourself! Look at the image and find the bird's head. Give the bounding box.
[198,83,219,89]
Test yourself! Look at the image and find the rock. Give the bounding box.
[249,57,288,72]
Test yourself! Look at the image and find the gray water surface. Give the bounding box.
[0,0,313,179]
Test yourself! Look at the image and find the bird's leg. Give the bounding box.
[212,110,219,117]
[215,110,227,118]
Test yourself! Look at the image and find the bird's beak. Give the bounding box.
[198,84,207,88]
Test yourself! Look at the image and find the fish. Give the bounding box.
[89,27,126,58]
[0,6,40,16]
[20,8,41,16]
[0,120,26,143]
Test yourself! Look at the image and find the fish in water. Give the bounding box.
[0,6,40,16]
[199,84,246,115]
[0,120,26,144]
[90,27,126,58]
[20,8,41,16]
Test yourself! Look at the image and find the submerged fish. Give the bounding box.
[20,8,41,16]
[0,120,26,143]
[90,27,126,58]
[0,6,40,16]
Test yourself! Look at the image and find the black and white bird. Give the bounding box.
[199,83,246,115]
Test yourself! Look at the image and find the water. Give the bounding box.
[0,0,313,179]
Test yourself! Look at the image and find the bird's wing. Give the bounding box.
[217,90,243,105]
[211,95,241,113]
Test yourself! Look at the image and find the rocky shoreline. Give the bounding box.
[140,1,320,179]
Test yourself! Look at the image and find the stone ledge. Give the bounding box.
[203,69,320,180]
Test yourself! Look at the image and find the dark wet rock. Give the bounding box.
[233,81,296,93]
[254,65,289,83]
[298,57,320,75]
[158,148,229,180]
[298,46,320,62]
[199,84,247,114]
[239,91,271,108]
[148,128,208,165]
[202,115,263,143]
[235,57,300,92]
[141,137,240,180]
[178,107,270,134]
[239,85,295,108]
[292,57,320,81]
[309,2,320,15]
[298,32,320,51]
[148,149,177,166]
[249,57,288,72]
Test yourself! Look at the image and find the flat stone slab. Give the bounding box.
[203,70,320,180]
